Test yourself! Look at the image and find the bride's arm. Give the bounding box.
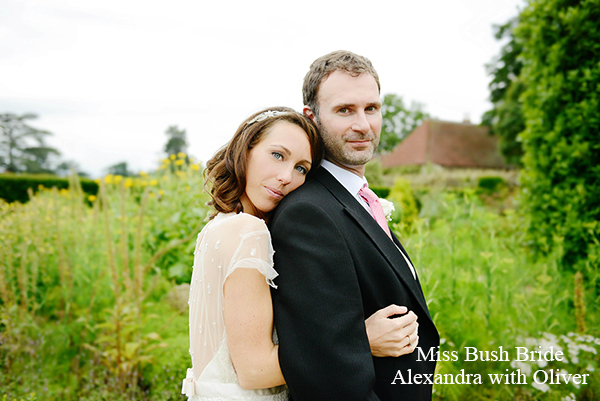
[224,267,285,390]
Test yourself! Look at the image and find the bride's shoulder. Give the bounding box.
[212,212,268,236]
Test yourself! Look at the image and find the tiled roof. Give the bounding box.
[380,120,508,169]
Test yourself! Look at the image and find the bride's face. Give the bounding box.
[240,121,313,216]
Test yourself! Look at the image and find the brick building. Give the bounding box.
[380,120,509,169]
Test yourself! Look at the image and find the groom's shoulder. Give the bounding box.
[282,167,331,202]
[272,169,331,218]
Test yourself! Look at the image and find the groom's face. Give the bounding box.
[306,70,382,173]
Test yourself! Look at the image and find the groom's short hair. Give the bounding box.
[302,50,381,118]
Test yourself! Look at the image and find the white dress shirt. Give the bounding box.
[321,160,417,279]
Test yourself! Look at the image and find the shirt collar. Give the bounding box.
[321,159,368,198]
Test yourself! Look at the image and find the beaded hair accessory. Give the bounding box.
[246,110,289,125]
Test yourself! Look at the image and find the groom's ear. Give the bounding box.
[303,106,317,124]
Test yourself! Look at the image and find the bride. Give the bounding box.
[182,107,419,400]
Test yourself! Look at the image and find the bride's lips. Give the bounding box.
[265,186,284,200]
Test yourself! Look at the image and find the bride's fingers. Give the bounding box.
[393,311,417,327]
[408,331,419,347]
[397,320,418,341]
[396,333,419,356]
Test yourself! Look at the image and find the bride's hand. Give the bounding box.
[365,304,419,357]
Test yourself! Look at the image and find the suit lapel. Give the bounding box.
[313,169,430,315]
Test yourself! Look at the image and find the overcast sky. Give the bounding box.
[1,0,523,177]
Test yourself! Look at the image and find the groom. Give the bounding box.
[269,50,439,400]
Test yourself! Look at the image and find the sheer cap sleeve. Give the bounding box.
[187,212,277,380]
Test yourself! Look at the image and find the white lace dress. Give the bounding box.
[181,212,288,400]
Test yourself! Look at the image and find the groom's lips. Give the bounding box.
[348,139,372,148]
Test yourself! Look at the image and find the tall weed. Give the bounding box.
[0,160,207,400]
[394,189,599,400]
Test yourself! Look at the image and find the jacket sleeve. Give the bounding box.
[270,199,381,401]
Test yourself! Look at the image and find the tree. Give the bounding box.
[106,161,133,177]
[164,125,188,157]
[0,113,61,173]
[516,0,600,269]
[55,160,88,177]
[379,94,429,154]
[481,17,525,166]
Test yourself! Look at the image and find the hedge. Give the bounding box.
[0,174,99,203]
[516,0,600,268]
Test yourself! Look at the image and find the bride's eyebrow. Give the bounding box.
[269,144,291,155]
[269,145,311,166]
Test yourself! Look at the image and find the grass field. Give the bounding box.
[1,163,598,400]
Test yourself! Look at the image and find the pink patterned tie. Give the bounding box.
[358,184,392,239]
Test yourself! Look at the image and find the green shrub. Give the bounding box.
[370,186,390,199]
[516,0,600,269]
[388,177,419,230]
[0,173,98,203]
[365,159,384,186]
[477,176,506,193]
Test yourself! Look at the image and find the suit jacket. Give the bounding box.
[269,167,439,401]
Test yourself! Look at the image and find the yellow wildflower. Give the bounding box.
[158,190,165,196]
[177,152,187,159]
[176,171,186,178]
[175,159,185,166]
[114,175,123,184]
[169,154,176,160]
[163,159,171,165]
[149,179,158,186]
[124,178,133,188]
[104,174,114,184]
[88,195,97,202]
[139,171,148,177]
[191,164,200,171]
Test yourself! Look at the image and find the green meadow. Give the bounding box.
[1,161,598,400]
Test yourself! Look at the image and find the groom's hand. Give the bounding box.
[365,304,419,357]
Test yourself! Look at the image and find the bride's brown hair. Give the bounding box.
[204,107,323,218]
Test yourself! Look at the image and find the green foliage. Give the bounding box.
[0,173,99,203]
[482,18,526,166]
[0,165,207,399]
[365,158,384,186]
[388,177,419,230]
[516,0,600,269]
[397,191,600,400]
[0,113,61,174]
[477,176,507,193]
[1,158,598,399]
[370,186,390,199]
[379,93,429,153]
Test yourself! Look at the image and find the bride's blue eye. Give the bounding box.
[296,165,308,175]
[272,152,283,160]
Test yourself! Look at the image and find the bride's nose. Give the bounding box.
[277,167,292,185]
